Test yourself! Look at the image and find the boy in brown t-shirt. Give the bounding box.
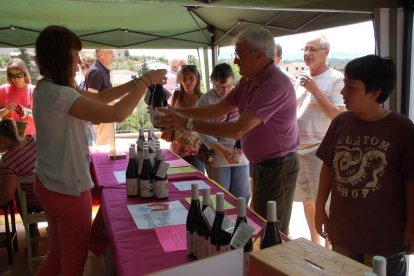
[315,55,414,275]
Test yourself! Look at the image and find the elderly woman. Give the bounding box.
[0,58,35,136]
[197,63,250,202]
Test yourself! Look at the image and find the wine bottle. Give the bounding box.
[153,149,169,199]
[372,256,386,276]
[210,192,231,255]
[232,139,242,163]
[147,127,157,160]
[126,146,139,197]
[196,188,211,259]
[139,147,154,198]
[136,127,146,160]
[260,201,282,249]
[186,183,201,258]
[149,84,168,129]
[231,197,253,252]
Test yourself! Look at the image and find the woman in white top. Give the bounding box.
[33,25,166,275]
[197,63,250,202]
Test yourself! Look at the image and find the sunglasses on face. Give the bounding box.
[8,73,24,79]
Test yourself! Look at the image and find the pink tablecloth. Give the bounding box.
[89,148,265,276]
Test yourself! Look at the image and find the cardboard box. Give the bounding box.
[248,238,371,276]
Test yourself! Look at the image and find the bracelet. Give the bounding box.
[143,74,153,86]
[134,77,149,88]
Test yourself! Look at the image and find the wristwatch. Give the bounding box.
[186,118,193,130]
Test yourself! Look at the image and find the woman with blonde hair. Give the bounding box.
[168,65,205,172]
[0,58,35,136]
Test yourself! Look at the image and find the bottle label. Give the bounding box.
[221,216,236,234]
[126,178,139,196]
[155,180,168,198]
[230,221,254,249]
[202,206,215,230]
[208,242,216,256]
[186,230,191,256]
[186,231,197,257]
[196,235,209,259]
[209,243,230,256]
[140,179,154,197]
[156,161,169,178]
[243,252,249,276]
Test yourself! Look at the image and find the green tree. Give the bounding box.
[187,55,199,67]
[116,98,153,132]
[138,57,150,76]
[125,49,130,58]
[0,55,9,68]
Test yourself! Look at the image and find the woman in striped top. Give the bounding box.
[0,118,40,241]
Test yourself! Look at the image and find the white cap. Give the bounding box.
[128,146,136,157]
[202,188,210,206]
[216,192,224,212]
[267,201,277,222]
[191,183,199,200]
[237,197,246,217]
[139,127,145,136]
[372,256,386,276]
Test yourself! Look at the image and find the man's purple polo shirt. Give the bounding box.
[226,63,299,163]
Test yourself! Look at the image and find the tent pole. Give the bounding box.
[401,0,413,118]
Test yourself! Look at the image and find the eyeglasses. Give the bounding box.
[215,83,233,91]
[234,49,256,60]
[8,73,24,79]
[301,47,326,53]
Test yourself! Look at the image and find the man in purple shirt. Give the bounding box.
[159,26,299,234]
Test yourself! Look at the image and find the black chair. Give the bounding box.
[0,199,18,265]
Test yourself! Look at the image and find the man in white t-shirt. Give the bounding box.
[294,34,345,246]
